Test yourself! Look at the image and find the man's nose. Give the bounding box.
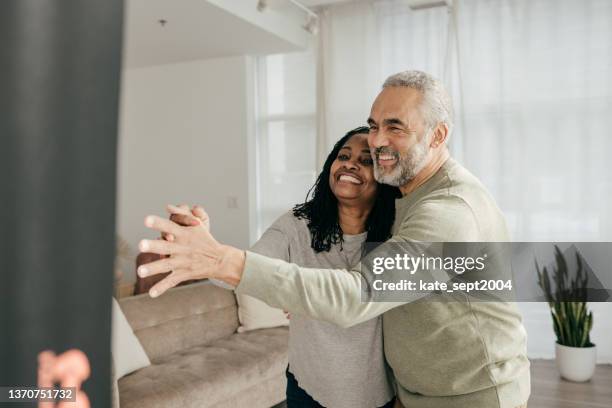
[368,129,389,149]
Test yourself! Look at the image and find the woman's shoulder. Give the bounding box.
[251,210,311,259]
[269,210,308,234]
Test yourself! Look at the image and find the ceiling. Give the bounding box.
[300,0,357,6]
[123,0,312,68]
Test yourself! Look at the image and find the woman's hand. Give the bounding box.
[138,206,245,298]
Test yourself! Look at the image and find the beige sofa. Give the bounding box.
[116,281,288,408]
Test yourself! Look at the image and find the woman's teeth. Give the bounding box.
[338,174,363,184]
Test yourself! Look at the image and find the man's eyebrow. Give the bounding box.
[383,118,406,127]
[367,117,377,126]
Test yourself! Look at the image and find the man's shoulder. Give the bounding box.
[398,195,480,240]
[432,159,500,214]
[398,159,489,206]
[440,158,487,196]
[395,159,509,241]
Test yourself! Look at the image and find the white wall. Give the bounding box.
[117,56,256,282]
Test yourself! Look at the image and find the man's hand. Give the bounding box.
[163,204,210,242]
[149,204,204,273]
[138,205,245,298]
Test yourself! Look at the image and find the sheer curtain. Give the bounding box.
[317,0,454,160]
[319,0,612,241]
[317,0,612,361]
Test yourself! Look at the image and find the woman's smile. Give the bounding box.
[336,172,364,185]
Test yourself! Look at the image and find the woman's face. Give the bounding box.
[329,133,378,206]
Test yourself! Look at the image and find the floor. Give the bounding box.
[273,360,612,408]
[529,360,611,407]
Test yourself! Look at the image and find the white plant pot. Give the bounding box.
[555,343,597,382]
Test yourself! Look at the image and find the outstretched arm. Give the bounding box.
[139,197,480,326]
[236,251,403,328]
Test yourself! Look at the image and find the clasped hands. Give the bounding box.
[138,204,245,298]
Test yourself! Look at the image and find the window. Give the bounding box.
[255,49,317,236]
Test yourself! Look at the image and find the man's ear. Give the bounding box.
[430,123,449,148]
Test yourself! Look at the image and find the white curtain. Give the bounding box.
[316,0,454,162]
[317,0,612,362]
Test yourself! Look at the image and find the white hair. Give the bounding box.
[383,70,454,136]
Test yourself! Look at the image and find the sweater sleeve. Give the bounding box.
[235,196,481,327]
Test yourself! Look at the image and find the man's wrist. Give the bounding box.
[215,245,245,287]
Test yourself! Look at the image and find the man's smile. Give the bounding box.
[376,152,399,167]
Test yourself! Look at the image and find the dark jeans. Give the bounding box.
[286,368,395,408]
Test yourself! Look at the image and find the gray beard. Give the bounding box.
[373,138,430,187]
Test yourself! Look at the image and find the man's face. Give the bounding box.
[367,87,432,187]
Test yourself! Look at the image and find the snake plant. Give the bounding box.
[536,245,594,348]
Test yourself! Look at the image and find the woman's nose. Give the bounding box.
[343,160,359,170]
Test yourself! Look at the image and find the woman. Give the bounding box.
[169,126,399,407]
[249,126,399,408]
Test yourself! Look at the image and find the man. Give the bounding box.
[138,71,530,408]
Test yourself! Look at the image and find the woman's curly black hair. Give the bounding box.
[293,126,401,253]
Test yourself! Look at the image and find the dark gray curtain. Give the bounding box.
[0,1,123,405]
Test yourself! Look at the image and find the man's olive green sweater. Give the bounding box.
[235,158,530,408]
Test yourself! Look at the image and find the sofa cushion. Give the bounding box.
[111,298,151,379]
[119,281,239,362]
[236,294,289,333]
[118,327,289,408]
